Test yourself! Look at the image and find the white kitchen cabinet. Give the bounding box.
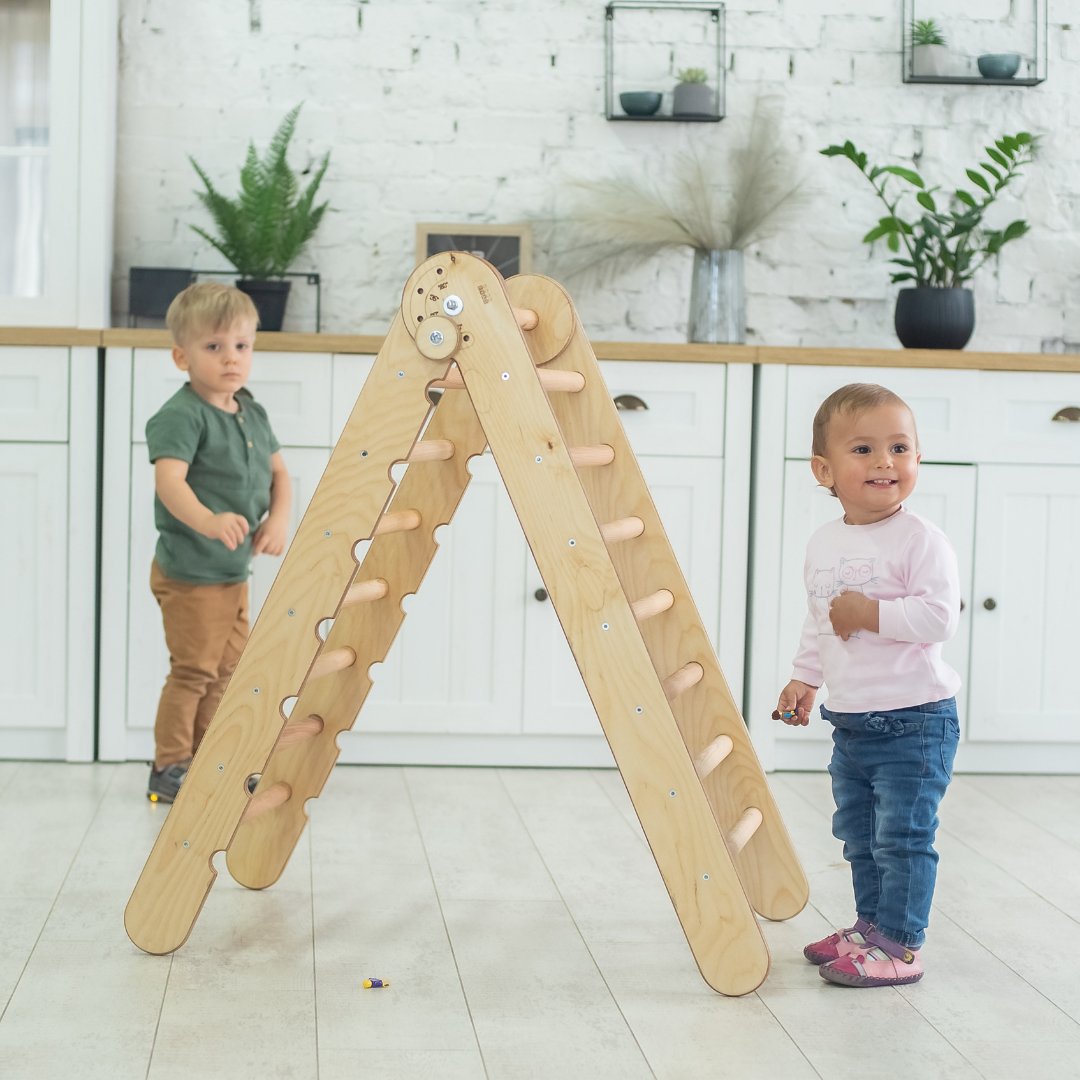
[99,350,752,767]
[0,345,97,760]
[748,363,1080,773]
[968,465,1080,744]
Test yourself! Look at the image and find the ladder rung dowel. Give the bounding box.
[407,439,455,462]
[662,661,704,702]
[276,715,325,747]
[569,444,615,467]
[514,306,539,331]
[726,807,764,855]
[630,589,674,622]
[693,734,734,779]
[374,509,422,535]
[600,516,645,544]
[341,578,389,607]
[431,368,585,393]
[309,646,357,681]
[242,781,292,823]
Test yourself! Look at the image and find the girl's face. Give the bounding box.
[811,403,920,525]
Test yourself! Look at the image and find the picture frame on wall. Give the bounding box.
[416,223,533,278]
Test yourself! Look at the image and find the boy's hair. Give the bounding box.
[812,383,915,457]
[166,282,259,346]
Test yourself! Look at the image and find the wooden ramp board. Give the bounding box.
[125,253,808,995]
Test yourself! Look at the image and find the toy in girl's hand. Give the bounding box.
[772,709,798,721]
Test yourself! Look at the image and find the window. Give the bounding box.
[0,0,50,298]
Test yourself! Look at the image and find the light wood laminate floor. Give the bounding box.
[0,762,1077,1079]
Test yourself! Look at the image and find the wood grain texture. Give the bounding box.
[124,316,446,953]
[506,274,809,926]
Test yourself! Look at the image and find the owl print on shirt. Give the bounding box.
[808,556,878,638]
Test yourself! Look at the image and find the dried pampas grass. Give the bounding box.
[540,97,808,283]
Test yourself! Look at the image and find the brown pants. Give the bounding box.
[150,560,249,769]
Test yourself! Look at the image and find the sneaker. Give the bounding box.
[147,762,189,804]
[819,943,924,988]
[803,918,873,965]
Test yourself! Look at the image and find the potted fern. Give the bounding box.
[189,104,330,331]
[821,131,1035,349]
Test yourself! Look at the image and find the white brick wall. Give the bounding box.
[113,0,1078,352]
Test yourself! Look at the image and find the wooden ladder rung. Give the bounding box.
[341,578,389,606]
[374,509,422,535]
[693,734,734,779]
[630,589,674,622]
[726,807,763,855]
[406,438,455,462]
[662,661,704,702]
[309,646,356,681]
[600,516,644,544]
[242,781,292,823]
[431,367,585,393]
[276,714,325,748]
[569,444,615,467]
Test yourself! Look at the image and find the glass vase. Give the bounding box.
[688,248,745,344]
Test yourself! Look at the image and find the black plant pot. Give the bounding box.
[237,279,292,332]
[894,287,975,350]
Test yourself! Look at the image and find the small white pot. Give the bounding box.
[912,43,949,77]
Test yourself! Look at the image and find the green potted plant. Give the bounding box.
[911,18,948,77]
[672,66,715,119]
[189,103,330,331]
[821,131,1035,349]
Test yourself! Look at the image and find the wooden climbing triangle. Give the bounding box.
[125,253,808,996]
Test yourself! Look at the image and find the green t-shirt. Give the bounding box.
[146,384,281,584]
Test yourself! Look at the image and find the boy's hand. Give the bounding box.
[829,590,879,641]
[252,514,288,557]
[773,680,817,726]
[203,512,250,551]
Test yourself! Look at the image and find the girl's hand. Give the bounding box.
[773,680,817,726]
[829,590,879,640]
[204,511,250,551]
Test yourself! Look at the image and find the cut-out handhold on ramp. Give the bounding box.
[125,254,808,996]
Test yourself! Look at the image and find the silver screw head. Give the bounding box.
[429,330,445,346]
[443,294,463,316]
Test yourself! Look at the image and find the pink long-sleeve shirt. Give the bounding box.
[791,507,962,713]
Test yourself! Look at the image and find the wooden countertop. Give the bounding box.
[2,328,1079,373]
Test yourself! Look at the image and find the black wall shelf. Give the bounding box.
[901,0,1047,86]
[604,2,726,122]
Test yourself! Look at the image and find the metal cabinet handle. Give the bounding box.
[1052,406,1080,422]
[983,598,997,611]
[534,588,548,602]
[614,393,648,411]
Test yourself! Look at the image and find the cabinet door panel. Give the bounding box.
[0,445,67,747]
[357,453,526,735]
[132,350,333,447]
[124,446,330,757]
[0,347,69,441]
[521,456,723,736]
[969,465,1080,741]
[774,462,974,762]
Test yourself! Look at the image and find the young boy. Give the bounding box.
[145,283,291,803]
[775,383,961,987]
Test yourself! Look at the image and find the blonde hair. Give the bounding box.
[812,383,915,457]
[166,282,259,346]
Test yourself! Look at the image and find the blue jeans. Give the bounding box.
[822,698,959,949]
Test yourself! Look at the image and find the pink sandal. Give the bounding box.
[819,940,924,987]
[803,918,873,965]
